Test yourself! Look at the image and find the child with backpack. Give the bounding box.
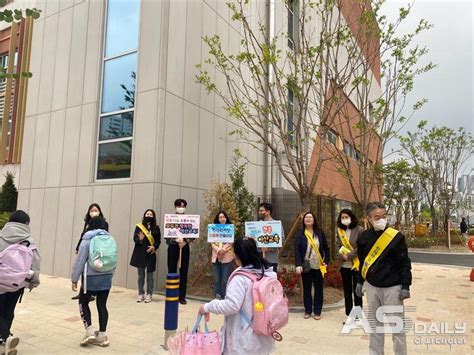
[0,210,41,355]
[199,237,288,355]
[71,216,117,348]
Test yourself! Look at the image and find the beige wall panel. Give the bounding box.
[212,117,227,181]
[75,103,96,185]
[16,188,30,213]
[45,110,66,187]
[39,188,60,274]
[19,115,36,189]
[197,109,213,190]
[71,185,93,256]
[181,102,199,188]
[132,90,158,183]
[28,188,45,249]
[53,187,76,277]
[31,113,50,188]
[60,107,81,186]
[199,4,216,113]
[66,1,89,107]
[51,7,73,111]
[37,14,58,114]
[25,19,44,117]
[162,93,183,185]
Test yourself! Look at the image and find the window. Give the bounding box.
[97,0,141,180]
[344,142,361,162]
[287,88,294,142]
[287,0,297,50]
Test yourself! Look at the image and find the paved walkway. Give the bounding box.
[9,263,473,354]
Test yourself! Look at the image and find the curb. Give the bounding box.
[409,248,471,256]
[157,291,345,312]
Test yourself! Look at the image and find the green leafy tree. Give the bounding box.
[0,171,18,213]
[400,121,473,242]
[228,149,256,237]
[197,0,433,212]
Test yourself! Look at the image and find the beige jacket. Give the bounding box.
[211,243,234,264]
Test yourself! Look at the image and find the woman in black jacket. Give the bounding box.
[295,211,330,320]
[130,209,161,303]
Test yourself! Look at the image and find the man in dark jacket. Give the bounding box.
[460,217,468,240]
[356,202,411,355]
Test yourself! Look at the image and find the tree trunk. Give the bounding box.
[430,205,438,235]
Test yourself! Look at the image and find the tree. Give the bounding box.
[383,159,421,229]
[197,0,432,213]
[400,121,473,241]
[228,149,256,237]
[0,171,18,213]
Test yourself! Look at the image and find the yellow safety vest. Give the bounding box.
[304,229,327,278]
[337,228,360,271]
[136,223,155,246]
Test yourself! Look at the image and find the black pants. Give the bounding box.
[340,267,363,316]
[167,243,190,301]
[0,289,22,341]
[301,269,324,316]
[269,263,278,273]
[79,289,110,332]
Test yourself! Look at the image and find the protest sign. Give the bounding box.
[207,224,235,243]
[164,214,200,239]
[245,220,283,248]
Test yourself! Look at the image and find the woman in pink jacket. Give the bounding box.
[211,211,235,299]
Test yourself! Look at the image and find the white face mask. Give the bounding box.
[373,218,387,231]
[341,218,351,226]
[176,207,186,214]
[90,211,100,218]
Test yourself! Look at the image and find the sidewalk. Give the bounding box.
[9,263,473,354]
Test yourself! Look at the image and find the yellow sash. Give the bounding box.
[136,223,155,246]
[338,228,360,271]
[304,230,327,277]
[361,227,398,279]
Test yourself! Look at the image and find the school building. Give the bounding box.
[0,0,381,289]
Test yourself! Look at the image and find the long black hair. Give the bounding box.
[234,237,270,280]
[213,210,231,224]
[337,209,359,230]
[142,209,159,232]
[88,216,108,231]
[83,203,105,234]
[301,211,321,231]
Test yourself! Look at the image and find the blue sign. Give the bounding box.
[245,221,283,248]
[207,224,235,243]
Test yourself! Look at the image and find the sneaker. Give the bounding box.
[93,335,110,347]
[179,299,187,305]
[137,294,145,303]
[5,336,19,355]
[80,333,96,346]
[71,294,80,300]
[144,294,152,303]
[343,316,353,325]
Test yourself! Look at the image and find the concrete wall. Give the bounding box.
[14,0,266,289]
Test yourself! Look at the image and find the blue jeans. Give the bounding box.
[137,268,154,295]
[212,261,233,298]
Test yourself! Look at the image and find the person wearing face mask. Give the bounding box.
[72,204,108,300]
[210,211,235,299]
[166,199,191,305]
[335,209,364,324]
[130,209,161,303]
[257,202,284,273]
[356,202,412,355]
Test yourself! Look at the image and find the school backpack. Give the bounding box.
[88,232,118,272]
[0,242,35,293]
[229,269,289,341]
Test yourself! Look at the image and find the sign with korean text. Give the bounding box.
[245,220,283,248]
[207,224,235,243]
[164,214,200,239]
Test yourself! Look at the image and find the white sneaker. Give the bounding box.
[80,333,96,346]
[5,336,19,355]
[144,294,152,303]
[93,335,110,347]
[137,294,145,303]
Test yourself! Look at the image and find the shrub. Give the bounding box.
[0,172,18,213]
[277,267,299,296]
[0,211,10,229]
[324,262,343,289]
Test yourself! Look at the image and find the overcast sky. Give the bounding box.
[381,0,473,161]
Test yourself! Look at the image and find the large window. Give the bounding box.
[287,0,297,50]
[97,0,141,180]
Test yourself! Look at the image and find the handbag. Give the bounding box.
[181,314,221,355]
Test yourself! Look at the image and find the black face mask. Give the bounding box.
[144,216,154,224]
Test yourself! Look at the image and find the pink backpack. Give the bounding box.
[229,269,289,341]
[0,243,35,293]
